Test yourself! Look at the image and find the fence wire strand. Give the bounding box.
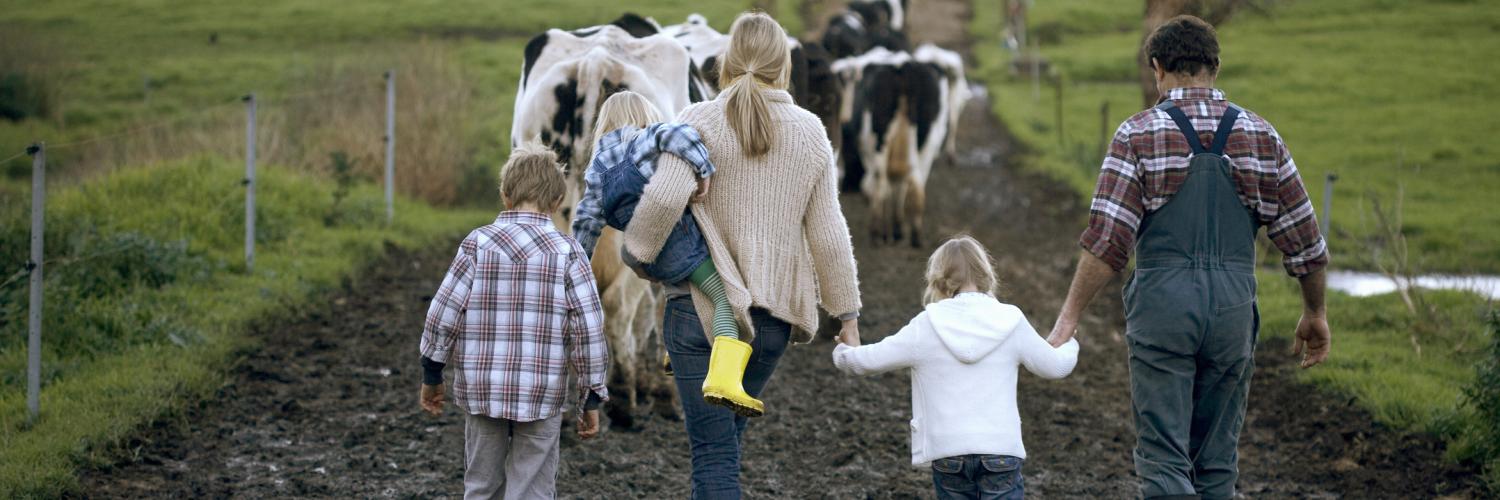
[46,96,245,151]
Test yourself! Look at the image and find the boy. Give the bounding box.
[418,143,610,499]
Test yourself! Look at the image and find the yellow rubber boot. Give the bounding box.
[701,336,765,418]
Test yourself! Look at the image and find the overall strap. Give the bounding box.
[1156,101,1205,155]
[1208,105,1242,155]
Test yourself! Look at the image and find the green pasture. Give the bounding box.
[0,0,795,496]
[971,0,1500,481]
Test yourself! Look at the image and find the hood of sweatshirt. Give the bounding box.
[924,293,1025,364]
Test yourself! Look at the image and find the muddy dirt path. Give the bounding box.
[83,0,1484,498]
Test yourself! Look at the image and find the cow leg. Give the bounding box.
[892,174,910,242]
[906,177,927,248]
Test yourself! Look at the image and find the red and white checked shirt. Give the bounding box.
[1080,87,1329,277]
[419,211,609,421]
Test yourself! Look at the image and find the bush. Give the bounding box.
[1462,312,1500,490]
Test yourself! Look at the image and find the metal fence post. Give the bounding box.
[1322,172,1338,235]
[384,70,395,225]
[26,142,45,425]
[244,94,256,272]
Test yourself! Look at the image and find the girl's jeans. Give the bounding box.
[931,455,1025,500]
[662,297,789,500]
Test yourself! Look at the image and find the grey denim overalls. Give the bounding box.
[1124,101,1259,500]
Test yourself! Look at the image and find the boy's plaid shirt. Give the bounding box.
[420,211,609,421]
[1080,87,1329,277]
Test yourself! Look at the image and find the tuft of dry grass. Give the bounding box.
[46,41,476,206]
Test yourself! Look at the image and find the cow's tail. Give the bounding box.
[576,49,617,161]
[887,99,912,183]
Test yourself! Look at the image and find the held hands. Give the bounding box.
[1292,311,1331,368]
[576,409,601,440]
[1046,318,1077,348]
[419,383,445,416]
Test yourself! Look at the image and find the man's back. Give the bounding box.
[1079,87,1328,277]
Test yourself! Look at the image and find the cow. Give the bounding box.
[820,11,909,60]
[912,43,970,162]
[849,0,908,32]
[834,47,958,248]
[512,18,698,427]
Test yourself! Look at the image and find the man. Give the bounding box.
[1044,15,1331,500]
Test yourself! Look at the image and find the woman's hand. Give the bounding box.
[838,318,861,347]
[692,177,712,204]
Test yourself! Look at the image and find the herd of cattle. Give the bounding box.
[507,0,971,423]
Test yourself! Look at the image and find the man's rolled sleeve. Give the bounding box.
[1079,125,1144,272]
[1267,139,1330,277]
[562,250,610,414]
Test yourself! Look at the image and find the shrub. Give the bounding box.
[1462,311,1500,490]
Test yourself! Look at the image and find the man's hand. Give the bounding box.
[1292,312,1331,368]
[576,409,601,440]
[420,383,445,416]
[692,177,712,204]
[838,318,861,347]
[1046,319,1077,348]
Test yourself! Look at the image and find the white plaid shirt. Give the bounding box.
[419,211,609,421]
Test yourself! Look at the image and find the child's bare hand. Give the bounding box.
[576,409,601,440]
[692,177,711,204]
[419,383,445,416]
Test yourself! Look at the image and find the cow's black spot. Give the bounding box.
[540,130,552,145]
[551,79,582,171]
[610,12,660,38]
[701,55,720,92]
[905,62,943,150]
[789,45,810,107]
[573,27,601,38]
[523,33,549,88]
[860,64,903,153]
[687,63,705,103]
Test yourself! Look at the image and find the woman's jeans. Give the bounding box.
[662,296,790,500]
[931,455,1025,500]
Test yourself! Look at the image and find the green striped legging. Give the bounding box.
[687,259,739,339]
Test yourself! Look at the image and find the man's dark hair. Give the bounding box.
[1145,15,1220,76]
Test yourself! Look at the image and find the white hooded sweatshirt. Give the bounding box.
[832,292,1079,465]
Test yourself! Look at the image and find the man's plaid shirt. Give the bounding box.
[1080,87,1329,277]
[420,211,609,421]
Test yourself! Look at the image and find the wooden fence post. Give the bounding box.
[26,142,45,425]
[244,94,256,272]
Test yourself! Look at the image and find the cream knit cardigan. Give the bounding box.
[622,89,861,343]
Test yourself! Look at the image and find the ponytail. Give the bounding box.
[720,12,791,158]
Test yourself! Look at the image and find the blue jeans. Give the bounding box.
[662,296,790,500]
[931,455,1025,500]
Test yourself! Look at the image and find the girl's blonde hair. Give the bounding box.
[593,90,665,153]
[719,11,791,157]
[923,235,999,305]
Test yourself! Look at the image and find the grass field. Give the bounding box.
[0,0,788,496]
[969,0,1500,478]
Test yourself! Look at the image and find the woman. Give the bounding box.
[621,11,863,499]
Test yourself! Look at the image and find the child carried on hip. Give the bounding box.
[571,90,765,418]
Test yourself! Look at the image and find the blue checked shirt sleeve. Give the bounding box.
[562,248,609,413]
[648,123,716,179]
[419,239,475,371]
[571,158,608,257]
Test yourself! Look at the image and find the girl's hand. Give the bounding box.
[838,319,861,347]
[692,177,712,204]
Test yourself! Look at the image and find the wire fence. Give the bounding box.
[5,69,401,424]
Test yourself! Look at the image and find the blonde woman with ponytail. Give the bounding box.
[620,11,863,498]
[832,236,1079,498]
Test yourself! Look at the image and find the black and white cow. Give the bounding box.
[913,43,970,162]
[849,0,908,32]
[833,47,960,247]
[512,16,696,427]
[820,11,909,60]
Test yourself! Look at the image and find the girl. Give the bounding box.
[570,91,765,417]
[832,236,1079,500]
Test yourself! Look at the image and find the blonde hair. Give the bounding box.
[593,91,665,153]
[923,235,999,305]
[500,142,567,211]
[719,11,791,157]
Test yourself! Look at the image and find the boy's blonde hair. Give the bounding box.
[720,11,792,157]
[593,91,665,153]
[923,235,999,305]
[500,142,567,211]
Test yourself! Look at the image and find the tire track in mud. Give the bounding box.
[83,0,1484,497]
